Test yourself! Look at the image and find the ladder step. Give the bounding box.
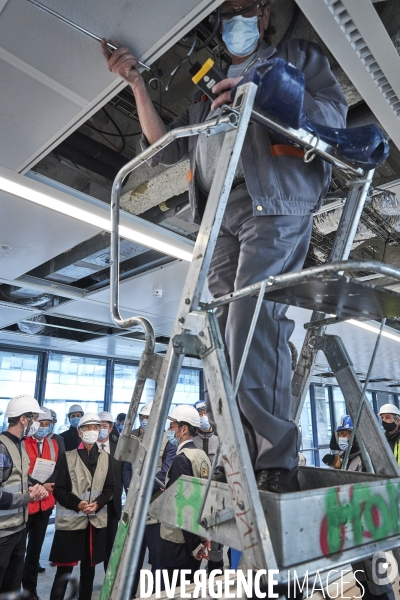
[262,273,400,320]
[149,469,400,579]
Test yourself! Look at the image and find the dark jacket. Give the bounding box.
[161,440,204,568]
[122,428,176,494]
[59,426,81,452]
[109,440,123,517]
[142,39,347,224]
[49,445,113,564]
[49,432,66,457]
[384,428,400,455]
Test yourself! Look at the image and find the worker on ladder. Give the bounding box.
[101,0,347,493]
[160,405,211,587]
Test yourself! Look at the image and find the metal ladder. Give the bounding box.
[101,81,400,600]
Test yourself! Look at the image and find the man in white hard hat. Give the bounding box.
[49,412,113,600]
[124,401,176,597]
[59,404,84,451]
[22,407,60,599]
[0,395,48,594]
[97,411,124,569]
[161,405,211,586]
[46,408,66,457]
[378,404,400,464]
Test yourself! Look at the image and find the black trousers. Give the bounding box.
[49,528,95,600]
[132,523,164,597]
[165,558,201,586]
[0,528,27,593]
[104,501,120,571]
[22,509,52,594]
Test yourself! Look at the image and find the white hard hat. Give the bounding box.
[378,404,400,417]
[140,401,153,417]
[38,407,53,422]
[5,394,41,418]
[78,412,101,429]
[168,405,200,428]
[68,404,84,415]
[47,408,57,422]
[98,411,113,423]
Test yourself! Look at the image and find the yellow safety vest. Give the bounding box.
[55,448,108,531]
[394,439,400,466]
[0,434,29,529]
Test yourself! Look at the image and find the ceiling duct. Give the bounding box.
[0,285,52,307]
[17,314,47,335]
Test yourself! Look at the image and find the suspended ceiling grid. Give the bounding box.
[0,0,223,172]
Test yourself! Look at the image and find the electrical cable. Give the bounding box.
[176,8,221,51]
[102,107,126,153]
[86,123,142,138]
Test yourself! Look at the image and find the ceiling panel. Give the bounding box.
[0,303,41,327]
[0,0,223,172]
[0,190,100,279]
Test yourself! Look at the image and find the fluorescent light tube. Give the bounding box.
[0,172,193,262]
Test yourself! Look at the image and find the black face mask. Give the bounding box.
[382,420,397,433]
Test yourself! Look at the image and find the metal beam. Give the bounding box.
[295,0,400,151]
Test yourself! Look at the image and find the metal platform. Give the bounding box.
[262,273,400,320]
[149,469,400,582]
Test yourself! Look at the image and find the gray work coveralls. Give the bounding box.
[142,39,348,472]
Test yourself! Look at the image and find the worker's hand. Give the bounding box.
[28,484,48,502]
[83,502,99,515]
[193,540,210,561]
[43,483,55,493]
[77,500,89,512]
[101,39,143,92]
[211,77,244,111]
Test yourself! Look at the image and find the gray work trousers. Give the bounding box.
[207,185,313,472]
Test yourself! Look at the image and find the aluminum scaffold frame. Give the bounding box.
[101,81,400,600]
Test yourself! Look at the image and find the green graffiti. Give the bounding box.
[176,477,203,534]
[321,482,400,555]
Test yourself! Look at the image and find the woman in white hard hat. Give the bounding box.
[0,395,48,594]
[160,405,211,587]
[378,404,400,463]
[59,404,84,451]
[49,412,113,600]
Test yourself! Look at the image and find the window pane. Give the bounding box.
[299,391,314,453]
[111,363,156,427]
[44,353,106,433]
[332,387,347,426]
[314,386,331,446]
[172,369,200,406]
[0,351,39,431]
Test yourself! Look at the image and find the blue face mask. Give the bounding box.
[166,429,179,446]
[222,15,260,58]
[35,426,49,439]
[48,423,54,434]
[117,424,123,433]
[98,428,109,441]
[70,417,80,428]
[140,419,148,431]
[200,416,210,431]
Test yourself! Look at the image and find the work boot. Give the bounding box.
[212,466,227,483]
[257,467,300,493]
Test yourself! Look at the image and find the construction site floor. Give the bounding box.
[35,526,400,599]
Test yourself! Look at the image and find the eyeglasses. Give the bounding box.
[220,0,265,18]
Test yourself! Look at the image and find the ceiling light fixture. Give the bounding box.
[346,319,400,344]
[0,169,194,263]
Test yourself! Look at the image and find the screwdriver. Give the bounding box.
[25,0,151,72]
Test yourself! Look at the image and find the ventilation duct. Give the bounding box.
[17,314,47,335]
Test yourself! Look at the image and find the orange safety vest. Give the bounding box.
[25,436,58,514]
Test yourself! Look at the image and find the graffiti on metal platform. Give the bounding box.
[175,477,203,534]
[320,482,400,555]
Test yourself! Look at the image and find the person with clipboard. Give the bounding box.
[22,407,59,600]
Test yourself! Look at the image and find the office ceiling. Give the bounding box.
[1,0,400,389]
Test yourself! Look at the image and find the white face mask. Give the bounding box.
[81,430,99,445]
[26,420,40,437]
[338,437,349,451]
